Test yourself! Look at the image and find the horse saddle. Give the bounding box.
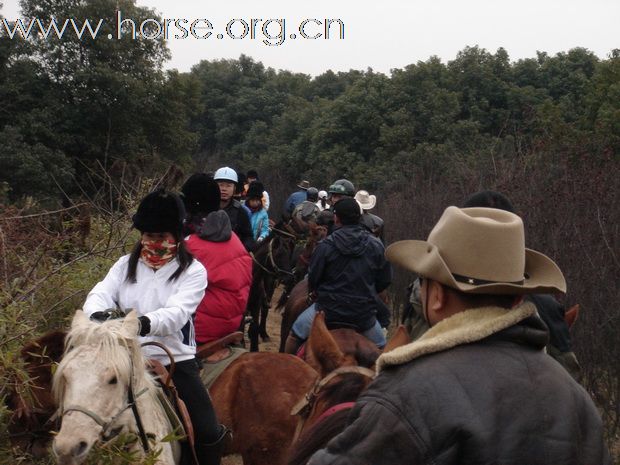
[196,332,244,362]
[146,360,194,446]
[196,332,247,389]
[326,321,362,331]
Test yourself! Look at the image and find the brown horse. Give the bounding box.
[290,222,328,284]
[209,352,317,465]
[287,319,411,465]
[246,224,297,351]
[276,223,328,345]
[278,277,311,352]
[6,328,318,465]
[5,330,66,459]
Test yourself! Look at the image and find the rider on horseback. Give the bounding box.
[284,197,393,355]
[354,189,385,243]
[84,190,227,465]
[327,179,356,208]
[182,175,253,346]
[214,166,255,251]
[291,187,321,235]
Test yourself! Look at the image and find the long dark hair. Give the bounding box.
[125,231,194,283]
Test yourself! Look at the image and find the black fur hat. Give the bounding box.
[181,173,221,215]
[246,181,264,200]
[132,189,185,235]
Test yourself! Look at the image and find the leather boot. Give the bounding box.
[195,425,229,465]
[284,334,302,355]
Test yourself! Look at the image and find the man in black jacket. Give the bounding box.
[284,197,392,354]
[309,206,610,465]
[213,166,255,251]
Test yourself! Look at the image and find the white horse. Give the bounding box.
[52,310,181,465]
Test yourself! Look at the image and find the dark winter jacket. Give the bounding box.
[223,199,255,251]
[528,294,572,352]
[185,211,252,344]
[360,212,385,242]
[308,224,392,331]
[309,303,611,465]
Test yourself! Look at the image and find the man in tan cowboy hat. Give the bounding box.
[354,189,384,242]
[309,206,610,465]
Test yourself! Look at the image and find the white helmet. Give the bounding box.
[318,190,328,199]
[213,166,238,183]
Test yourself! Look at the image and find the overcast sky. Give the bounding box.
[2,0,618,76]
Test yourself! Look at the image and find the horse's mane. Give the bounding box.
[287,408,350,465]
[329,330,381,369]
[321,372,370,407]
[288,373,371,465]
[53,318,155,411]
[352,344,380,368]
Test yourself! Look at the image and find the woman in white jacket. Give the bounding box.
[83,189,225,465]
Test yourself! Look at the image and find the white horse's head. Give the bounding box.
[52,310,175,465]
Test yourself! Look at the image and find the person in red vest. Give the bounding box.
[182,174,253,344]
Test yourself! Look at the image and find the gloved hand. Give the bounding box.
[257,236,265,243]
[90,308,125,322]
[138,316,151,337]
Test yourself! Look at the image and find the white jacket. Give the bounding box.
[83,254,207,364]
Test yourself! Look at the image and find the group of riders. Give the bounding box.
[80,167,610,465]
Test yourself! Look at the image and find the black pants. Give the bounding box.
[170,358,221,444]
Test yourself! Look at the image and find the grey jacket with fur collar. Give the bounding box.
[310,303,610,465]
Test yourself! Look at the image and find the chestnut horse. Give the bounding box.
[5,330,66,459]
[278,278,311,352]
[209,352,317,465]
[287,317,411,465]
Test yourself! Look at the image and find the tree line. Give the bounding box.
[1,1,618,204]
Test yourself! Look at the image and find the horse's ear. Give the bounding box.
[72,310,90,329]
[306,312,347,377]
[383,325,411,353]
[565,304,580,330]
[121,311,140,339]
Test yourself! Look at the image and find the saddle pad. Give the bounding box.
[155,387,186,439]
[200,347,246,389]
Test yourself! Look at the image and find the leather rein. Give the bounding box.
[57,341,175,453]
[250,229,296,278]
[290,365,376,443]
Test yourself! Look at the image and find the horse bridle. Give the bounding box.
[56,341,176,453]
[290,365,376,442]
[250,231,296,279]
[58,366,151,452]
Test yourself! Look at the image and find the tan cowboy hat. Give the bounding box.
[297,180,310,190]
[354,190,376,210]
[386,206,566,295]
